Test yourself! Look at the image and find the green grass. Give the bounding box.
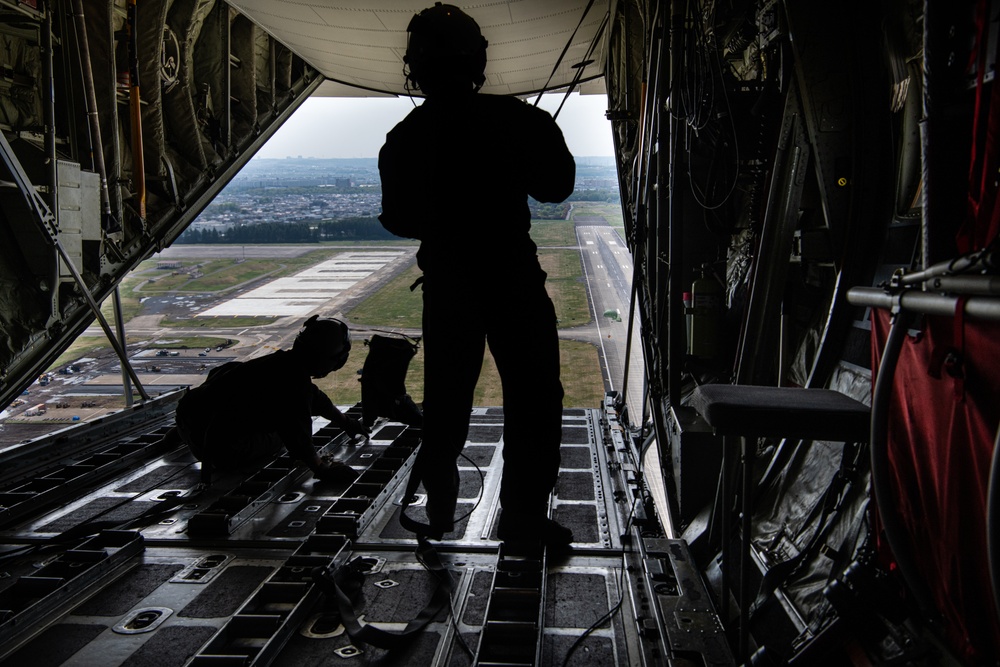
[235,249,341,277]
[160,316,279,328]
[555,340,606,408]
[138,259,297,294]
[314,338,604,409]
[48,337,114,371]
[98,277,145,325]
[319,239,418,247]
[530,220,578,247]
[539,249,591,326]
[471,339,605,407]
[346,250,591,329]
[345,261,424,328]
[570,202,625,226]
[141,269,197,292]
[183,261,285,292]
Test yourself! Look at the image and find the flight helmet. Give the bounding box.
[404,3,488,95]
[293,315,351,377]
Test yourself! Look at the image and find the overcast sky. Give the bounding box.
[255,92,614,160]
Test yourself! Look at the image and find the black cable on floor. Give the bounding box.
[560,499,639,667]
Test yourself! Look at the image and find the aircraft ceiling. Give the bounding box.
[226,0,609,97]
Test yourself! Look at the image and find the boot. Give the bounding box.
[496,509,573,549]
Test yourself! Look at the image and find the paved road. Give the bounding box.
[575,224,672,532]
[575,225,645,422]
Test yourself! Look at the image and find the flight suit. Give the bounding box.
[176,351,338,470]
[379,93,575,534]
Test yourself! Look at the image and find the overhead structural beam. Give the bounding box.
[0,131,151,401]
[847,286,1000,321]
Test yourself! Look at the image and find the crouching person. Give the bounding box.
[175,316,368,484]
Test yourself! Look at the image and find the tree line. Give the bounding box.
[179,187,622,244]
[176,217,397,244]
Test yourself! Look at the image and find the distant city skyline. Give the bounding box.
[255,92,615,160]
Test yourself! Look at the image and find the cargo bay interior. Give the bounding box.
[2,1,999,667]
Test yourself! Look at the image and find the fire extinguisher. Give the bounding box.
[689,265,722,359]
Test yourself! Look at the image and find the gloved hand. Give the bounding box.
[313,460,359,484]
[342,416,370,440]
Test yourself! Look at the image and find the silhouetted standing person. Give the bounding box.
[379,3,575,546]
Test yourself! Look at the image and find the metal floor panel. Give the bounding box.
[0,407,710,666]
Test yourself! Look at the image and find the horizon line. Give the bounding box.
[252,154,616,160]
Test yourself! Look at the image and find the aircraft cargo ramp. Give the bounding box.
[0,393,732,667]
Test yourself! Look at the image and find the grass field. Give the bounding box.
[346,248,590,328]
[538,249,591,326]
[98,275,147,324]
[529,220,578,247]
[344,216,588,328]
[345,261,424,329]
[140,259,286,293]
[159,316,279,328]
[313,338,604,409]
[136,249,341,291]
[571,202,625,226]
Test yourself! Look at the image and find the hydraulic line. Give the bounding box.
[72,0,133,404]
[40,0,59,320]
[72,0,115,228]
[126,0,146,220]
[849,269,1000,622]
[41,0,56,215]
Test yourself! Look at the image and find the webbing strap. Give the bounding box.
[312,537,454,649]
[397,463,445,539]
[311,457,455,649]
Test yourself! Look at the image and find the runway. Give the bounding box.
[575,224,670,532]
[575,225,644,424]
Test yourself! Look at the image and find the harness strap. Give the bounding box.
[312,537,454,649]
[397,461,446,539]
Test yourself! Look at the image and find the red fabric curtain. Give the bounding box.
[871,310,1000,663]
